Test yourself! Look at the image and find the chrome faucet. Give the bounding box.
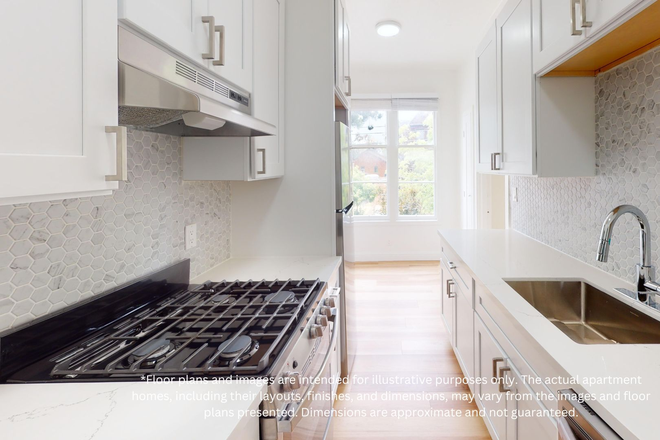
[597,205,660,294]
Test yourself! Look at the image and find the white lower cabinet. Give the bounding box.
[506,363,556,440]
[0,0,120,205]
[454,279,474,380]
[475,314,508,439]
[182,0,285,181]
[440,262,454,343]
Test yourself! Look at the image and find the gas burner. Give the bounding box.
[211,294,235,304]
[216,335,260,365]
[128,338,174,368]
[265,291,296,304]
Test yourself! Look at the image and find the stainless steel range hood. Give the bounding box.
[118,27,275,137]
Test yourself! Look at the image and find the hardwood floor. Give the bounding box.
[333,261,490,439]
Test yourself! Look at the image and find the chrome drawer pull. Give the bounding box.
[105,126,127,182]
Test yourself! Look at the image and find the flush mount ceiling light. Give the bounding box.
[376,21,401,37]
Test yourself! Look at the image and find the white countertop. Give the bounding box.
[0,379,267,440]
[439,229,660,440]
[192,256,343,284]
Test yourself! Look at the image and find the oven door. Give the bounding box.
[278,317,339,440]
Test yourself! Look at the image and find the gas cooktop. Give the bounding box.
[0,260,326,383]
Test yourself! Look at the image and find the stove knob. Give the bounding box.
[316,315,329,327]
[325,297,337,308]
[282,371,301,392]
[328,307,338,322]
[309,324,324,339]
[320,306,332,318]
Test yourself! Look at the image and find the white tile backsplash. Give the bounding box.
[511,47,660,283]
[0,130,231,332]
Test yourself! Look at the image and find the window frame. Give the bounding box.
[349,109,438,223]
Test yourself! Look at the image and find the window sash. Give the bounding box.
[350,109,438,221]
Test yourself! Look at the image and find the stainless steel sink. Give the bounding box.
[504,280,660,344]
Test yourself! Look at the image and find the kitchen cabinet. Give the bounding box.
[182,0,285,181]
[119,0,253,93]
[118,0,210,69]
[0,0,120,205]
[476,0,596,177]
[535,0,656,75]
[335,0,352,108]
[476,24,499,174]
[207,0,254,92]
[505,363,556,440]
[454,282,474,379]
[440,262,454,343]
[475,315,508,439]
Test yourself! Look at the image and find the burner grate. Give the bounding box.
[48,279,322,379]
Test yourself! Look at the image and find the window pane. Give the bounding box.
[398,147,434,181]
[399,183,434,216]
[398,111,434,145]
[351,148,387,182]
[353,183,387,216]
[351,111,388,145]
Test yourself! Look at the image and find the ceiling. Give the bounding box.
[345,0,504,70]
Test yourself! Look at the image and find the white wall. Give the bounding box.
[349,66,461,261]
[230,0,337,257]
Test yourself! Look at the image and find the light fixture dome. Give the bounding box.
[376,21,401,37]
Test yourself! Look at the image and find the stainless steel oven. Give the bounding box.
[557,390,622,440]
[261,287,340,440]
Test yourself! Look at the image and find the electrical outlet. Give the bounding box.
[185,224,197,250]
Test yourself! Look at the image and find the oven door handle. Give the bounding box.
[278,317,340,433]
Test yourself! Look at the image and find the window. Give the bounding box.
[350,106,437,220]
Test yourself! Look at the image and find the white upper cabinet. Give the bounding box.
[207,0,254,92]
[250,0,284,179]
[497,0,535,175]
[118,0,210,68]
[532,0,586,74]
[119,0,253,92]
[335,0,351,108]
[182,0,285,181]
[584,0,645,36]
[475,24,499,173]
[476,0,596,177]
[532,0,653,74]
[0,0,120,205]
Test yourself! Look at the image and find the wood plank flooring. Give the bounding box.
[333,261,490,439]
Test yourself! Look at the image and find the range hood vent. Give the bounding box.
[118,27,275,138]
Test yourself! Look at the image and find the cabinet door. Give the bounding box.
[440,263,454,341]
[119,0,210,68]
[584,0,645,37]
[497,0,535,175]
[475,315,508,439]
[454,284,474,379]
[250,0,284,180]
[475,24,499,174]
[207,0,253,92]
[335,0,350,106]
[506,364,557,440]
[532,0,587,74]
[343,16,352,104]
[0,0,119,205]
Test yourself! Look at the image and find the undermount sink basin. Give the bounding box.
[504,280,660,344]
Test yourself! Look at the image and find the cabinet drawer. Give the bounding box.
[441,246,473,301]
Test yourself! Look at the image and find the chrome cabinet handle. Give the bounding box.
[105,126,127,182]
[493,152,501,171]
[446,279,456,298]
[202,16,216,59]
[448,261,457,270]
[492,357,504,377]
[580,0,592,28]
[570,0,582,35]
[257,148,266,175]
[345,76,352,96]
[213,25,226,66]
[490,153,495,170]
[498,366,512,392]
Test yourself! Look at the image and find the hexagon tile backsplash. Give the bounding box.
[511,46,660,284]
[0,130,231,332]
